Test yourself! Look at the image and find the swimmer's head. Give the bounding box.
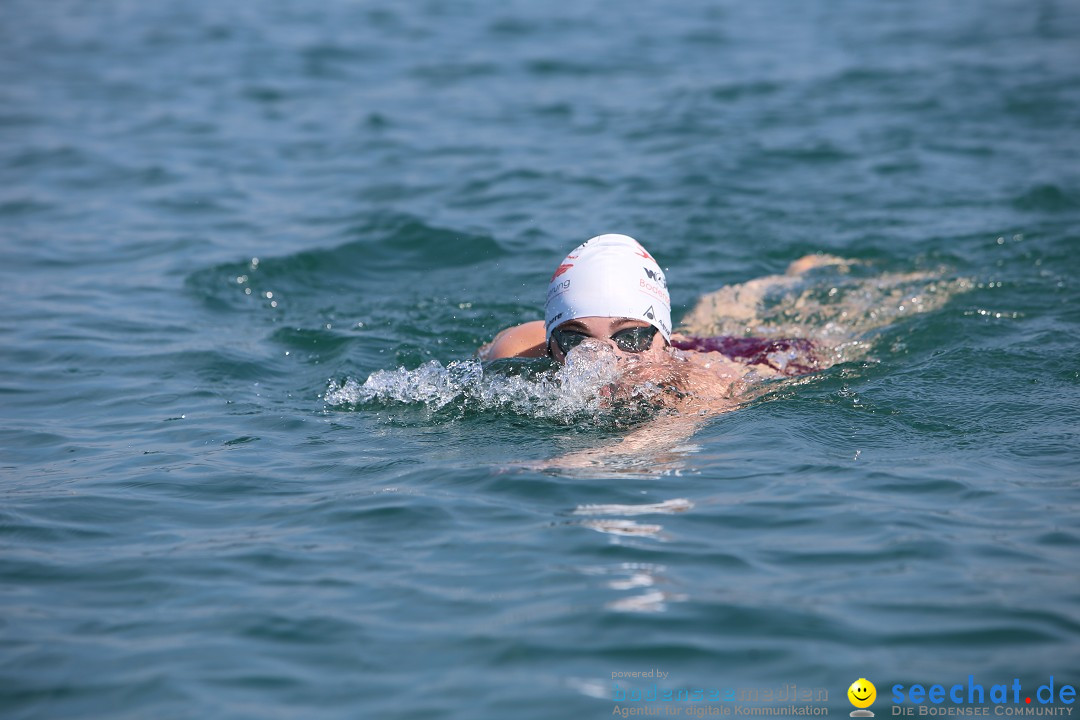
[544,234,672,348]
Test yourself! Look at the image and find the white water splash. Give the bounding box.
[325,343,669,422]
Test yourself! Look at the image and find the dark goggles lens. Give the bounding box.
[551,325,658,355]
[612,325,659,352]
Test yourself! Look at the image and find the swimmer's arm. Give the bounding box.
[477,320,548,360]
[678,254,852,336]
[784,253,852,276]
[602,411,715,453]
[537,398,736,470]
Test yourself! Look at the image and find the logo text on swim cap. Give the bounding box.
[639,278,670,305]
[643,267,667,288]
[547,279,571,300]
[643,306,670,336]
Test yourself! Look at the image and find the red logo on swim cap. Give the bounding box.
[635,248,654,261]
[550,263,573,281]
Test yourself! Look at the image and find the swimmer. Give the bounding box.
[469,233,966,466]
[479,234,830,409]
[475,235,847,465]
[476,234,967,465]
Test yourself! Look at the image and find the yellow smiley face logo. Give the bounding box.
[848,678,876,709]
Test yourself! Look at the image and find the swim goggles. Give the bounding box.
[550,325,659,355]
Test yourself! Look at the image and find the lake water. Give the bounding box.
[2,1,1079,718]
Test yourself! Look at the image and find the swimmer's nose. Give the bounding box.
[564,338,623,364]
[577,337,623,355]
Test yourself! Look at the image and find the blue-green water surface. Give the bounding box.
[2,1,1079,718]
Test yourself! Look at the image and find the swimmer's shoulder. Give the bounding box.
[478,320,548,360]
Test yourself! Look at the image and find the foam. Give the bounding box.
[325,343,674,425]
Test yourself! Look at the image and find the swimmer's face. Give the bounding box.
[548,316,667,364]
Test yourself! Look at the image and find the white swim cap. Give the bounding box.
[544,234,672,344]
